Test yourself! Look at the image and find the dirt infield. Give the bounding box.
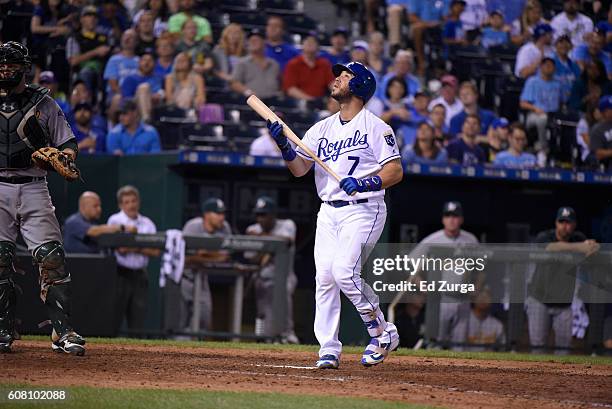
[3,340,612,408]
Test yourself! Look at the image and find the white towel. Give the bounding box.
[160,229,185,288]
[571,298,589,339]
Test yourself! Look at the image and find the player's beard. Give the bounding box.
[331,85,352,103]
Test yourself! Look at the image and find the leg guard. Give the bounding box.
[33,241,74,337]
[0,241,16,351]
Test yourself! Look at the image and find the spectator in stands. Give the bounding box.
[487,0,524,26]
[71,102,107,154]
[550,0,594,48]
[510,0,546,46]
[135,10,157,56]
[213,23,246,82]
[479,117,509,161]
[66,6,111,94]
[481,10,510,49]
[520,57,563,156]
[526,206,599,354]
[403,91,432,145]
[265,15,299,73]
[283,33,334,101]
[121,52,165,122]
[401,122,449,165]
[97,0,130,45]
[386,0,410,51]
[447,114,486,164]
[367,31,392,83]
[167,0,212,43]
[514,23,554,78]
[63,191,136,254]
[231,29,281,99]
[320,27,350,66]
[493,122,537,168]
[575,105,597,165]
[449,81,496,137]
[596,6,612,54]
[165,51,206,111]
[107,99,161,155]
[569,59,612,113]
[378,50,421,101]
[443,0,468,56]
[68,79,108,137]
[180,198,232,332]
[107,185,159,334]
[381,77,411,138]
[250,128,282,157]
[104,29,140,120]
[572,30,612,78]
[155,33,177,78]
[408,0,449,76]
[39,71,70,116]
[429,74,463,128]
[30,0,74,81]
[553,34,581,103]
[461,0,488,33]
[450,289,505,352]
[589,95,612,171]
[350,41,369,65]
[133,0,170,38]
[429,103,452,145]
[176,18,215,77]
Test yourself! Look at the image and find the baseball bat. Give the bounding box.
[246,95,342,182]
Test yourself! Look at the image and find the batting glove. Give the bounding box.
[339,176,383,195]
[266,120,296,161]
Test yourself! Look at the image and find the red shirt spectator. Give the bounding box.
[282,34,334,100]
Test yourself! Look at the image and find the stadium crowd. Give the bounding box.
[1,0,611,171]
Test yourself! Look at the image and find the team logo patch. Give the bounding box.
[384,133,395,147]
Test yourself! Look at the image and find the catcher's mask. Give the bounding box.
[0,42,31,94]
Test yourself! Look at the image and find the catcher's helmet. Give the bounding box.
[332,61,376,103]
[0,42,32,91]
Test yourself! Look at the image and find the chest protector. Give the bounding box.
[0,85,50,169]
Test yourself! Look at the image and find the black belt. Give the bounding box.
[0,176,45,184]
[325,199,369,208]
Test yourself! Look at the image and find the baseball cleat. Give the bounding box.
[316,354,340,369]
[51,330,86,356]
[0,330,14,353]
[361,325,400,367]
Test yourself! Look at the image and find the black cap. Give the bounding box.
[442,201,463,216]
[118,99,137,113]
[451,0,467,6]
[202,198,226,213]
[247,28,265,39]
[253,196,277,214]
[556,206,576,222]
[332,27,349,38]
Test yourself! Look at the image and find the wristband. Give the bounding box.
[278,140,296,161]
[361,175,383,192]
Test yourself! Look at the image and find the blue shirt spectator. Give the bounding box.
[401,122,449,165]
[553,54,580,103]
[63,212,100,253]
[120,52,163,98]
[265,43,299,73]
[481,27,509,48]
[596,20,612,54]
[104,50,139,96]
[379,72,421,101]
[107,100,161,155]
[520,72,563,113]
[493,124,536,168]
[409,0,449,22]
[572,42,612,77]
[449,108,496,136]
[447,137,486,165]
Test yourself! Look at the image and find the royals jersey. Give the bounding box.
[296,108,400,201]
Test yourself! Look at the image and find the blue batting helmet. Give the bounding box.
[332,62,376,103]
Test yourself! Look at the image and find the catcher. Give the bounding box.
[0,42,85,355]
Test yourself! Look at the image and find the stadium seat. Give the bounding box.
[497,76,525,123]
[219,0,257,13]
[224,123,260,139]
[283,14,319,34]
[229,12,267,30]
[548,109,581,167]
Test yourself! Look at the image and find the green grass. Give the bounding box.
[0,385,435,409]
[21,335,612,366]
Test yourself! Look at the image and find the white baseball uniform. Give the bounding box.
[296,108,401,358]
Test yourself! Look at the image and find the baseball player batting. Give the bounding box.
[0,42,85,355]
[266,61,403,368]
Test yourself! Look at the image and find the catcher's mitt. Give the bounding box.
[31,147,80,181]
